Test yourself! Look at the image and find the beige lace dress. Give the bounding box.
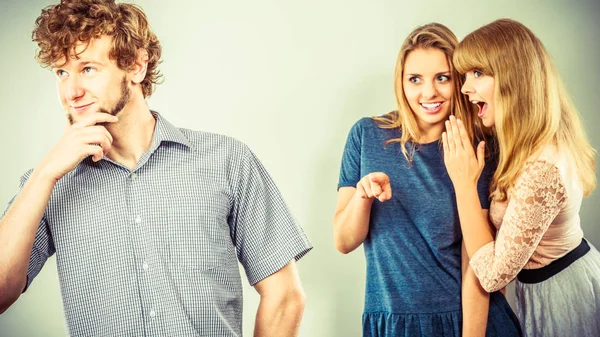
[469,146,600,336]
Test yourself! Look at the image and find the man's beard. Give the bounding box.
[67,76,131,125]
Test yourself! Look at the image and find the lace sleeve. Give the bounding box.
[469,161,567,292]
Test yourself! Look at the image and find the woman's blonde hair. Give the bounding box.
[373,23,481,162]
[454,18,596,201]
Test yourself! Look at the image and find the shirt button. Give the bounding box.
[142,263,149,270]
[135,216,142,224]
[149,310,156,318]
[130,173,138,180]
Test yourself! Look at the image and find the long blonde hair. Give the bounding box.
[373,23,481,162]
[454,19,596,201]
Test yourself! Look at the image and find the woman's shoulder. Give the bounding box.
[355,111,396,127]
[533,144,560,163]
[517,144,576,190]
[348,112,400,136]
[525,144,574,174]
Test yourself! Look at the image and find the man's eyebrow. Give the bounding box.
[78,60,104,66]
[53,60,104,69]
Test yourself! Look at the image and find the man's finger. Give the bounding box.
[72,113,119,128]
[82,125,114,145]
[99,137,113,155]
[87,144,105,162]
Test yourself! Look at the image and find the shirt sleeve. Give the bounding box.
[228,145,312,286]
[1,169,55,292]
[469,161,567,292]
[338,120,364,189]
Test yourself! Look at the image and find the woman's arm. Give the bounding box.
[443,117,566,292]
[333,173,391,254]
[466,161,566,292]
[461,213,490,337]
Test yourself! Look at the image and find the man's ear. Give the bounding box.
[130,48,149,84]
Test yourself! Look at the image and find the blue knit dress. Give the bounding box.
[338,117,522,337]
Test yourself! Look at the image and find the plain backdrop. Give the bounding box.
[0,0,598,336]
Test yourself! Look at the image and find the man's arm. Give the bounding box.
[253,260,306,337]
[0,112,116,314]
[0,171,55,313]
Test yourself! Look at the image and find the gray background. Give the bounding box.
[0,0,598,336]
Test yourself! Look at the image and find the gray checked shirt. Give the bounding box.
[2,111,312,336]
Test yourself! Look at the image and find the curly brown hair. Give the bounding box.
[32,0,162,97]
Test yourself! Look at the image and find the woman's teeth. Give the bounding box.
[421,102,441,109]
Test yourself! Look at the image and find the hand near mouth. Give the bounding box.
[35,112,119,183]
[442,115,486,192]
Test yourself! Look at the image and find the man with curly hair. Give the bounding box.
[0,1,312,336]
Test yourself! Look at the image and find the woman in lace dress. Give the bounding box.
[333,23,521,337]
[442,19,600,337]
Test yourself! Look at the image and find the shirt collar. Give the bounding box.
[150,110,192,149]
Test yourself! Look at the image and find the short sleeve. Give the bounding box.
[338,120,364,189]
[469,161,567,292]
[228,145,312,286]
[0,169,55,292]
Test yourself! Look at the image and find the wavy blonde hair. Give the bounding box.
[373,23,481,162]
[454,18,596,201]
[32,0,162,98]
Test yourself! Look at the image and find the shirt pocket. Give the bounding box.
[167,208,235,270]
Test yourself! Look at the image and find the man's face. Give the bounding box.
[52,35,131,124]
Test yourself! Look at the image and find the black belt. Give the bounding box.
[517,238,590,284]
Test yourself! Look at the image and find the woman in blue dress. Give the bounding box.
[333,23,522,336]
